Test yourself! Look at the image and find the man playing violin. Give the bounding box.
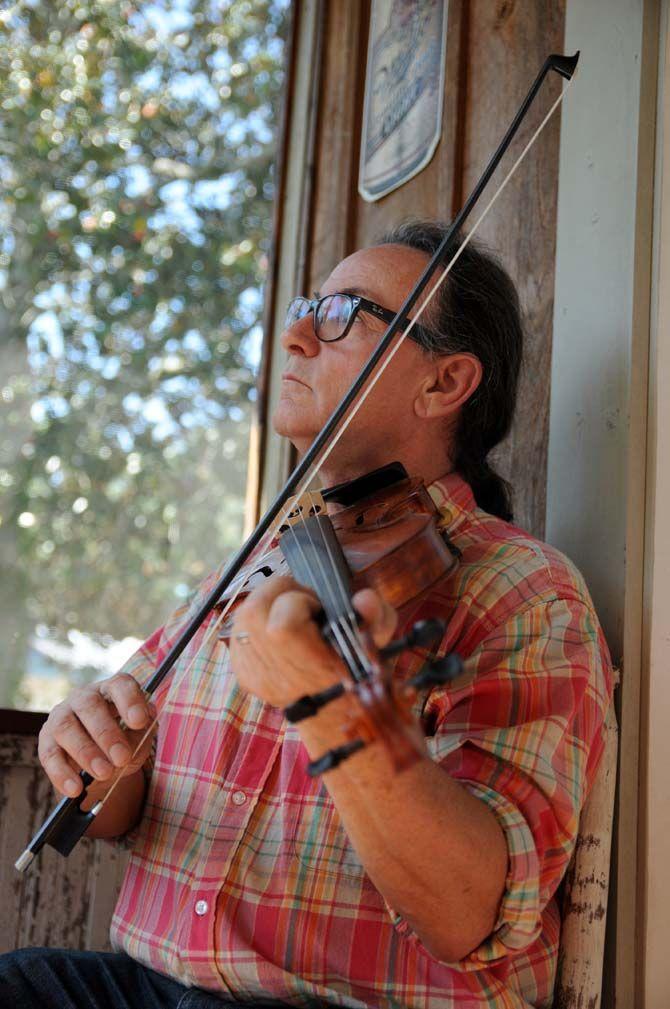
[1,220,612,1009]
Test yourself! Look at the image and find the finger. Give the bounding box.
[101,673,155,730]
[50,706,114,781]
[266,589,322,635]
[263,590,338,669]
[38,729,85,797]
[234,574,313,633]
[72,687,134,769]
[352,588,397,648]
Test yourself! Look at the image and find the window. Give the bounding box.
[0,0,290,710]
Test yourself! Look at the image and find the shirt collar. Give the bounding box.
[426,470,477,533]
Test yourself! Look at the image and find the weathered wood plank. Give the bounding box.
[306,0,370,289]
[306,0,466,284]
[555,694,618,1009]
[85,844,130,951]
[462,0,566,537]
[354,0,466,246]
[0,734,127,954]
[257,1,325,515]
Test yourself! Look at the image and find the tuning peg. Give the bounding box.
[379,617,446,659]
[306,739,366,777]
[284,683,345,723]
[407,652,462,690]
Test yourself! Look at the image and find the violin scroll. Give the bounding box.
[293,623,464,779]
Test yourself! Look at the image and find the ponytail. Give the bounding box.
[379,220,523,521]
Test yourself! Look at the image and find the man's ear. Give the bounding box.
[415,353,483,420]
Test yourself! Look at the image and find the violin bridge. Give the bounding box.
[278,490,327,534]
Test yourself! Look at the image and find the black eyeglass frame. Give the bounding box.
[285,293,434,346]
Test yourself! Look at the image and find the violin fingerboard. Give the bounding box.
[279,515,354,627]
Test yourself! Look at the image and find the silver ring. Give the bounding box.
[234,631,252,645]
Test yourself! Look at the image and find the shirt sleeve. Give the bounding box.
[388,593,613,970]
[114,556,229,704]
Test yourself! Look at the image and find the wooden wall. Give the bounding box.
[261,0,567,537]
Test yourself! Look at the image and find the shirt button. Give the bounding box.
[231,790,247,806]
[194,900,209,916]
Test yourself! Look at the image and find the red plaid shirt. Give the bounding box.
[110,473,612,1008]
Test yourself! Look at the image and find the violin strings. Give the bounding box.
[306,494,373,676]
[282,495,369,678]
[296,490,372,675]
[299,491,373,675]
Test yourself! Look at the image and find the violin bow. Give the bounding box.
[15,51,579,872]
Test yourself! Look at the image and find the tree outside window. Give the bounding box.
[0,0,290,709]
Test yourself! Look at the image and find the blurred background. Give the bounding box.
[0,0,289,710]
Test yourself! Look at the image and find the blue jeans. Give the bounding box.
[0,948,301,1009]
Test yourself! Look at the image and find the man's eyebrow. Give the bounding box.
[315,285,382,301]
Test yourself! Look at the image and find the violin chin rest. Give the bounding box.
[320,462,408,507]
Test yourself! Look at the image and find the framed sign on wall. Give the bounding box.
[358,0,448,202]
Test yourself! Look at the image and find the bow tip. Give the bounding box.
[550,51,580,81]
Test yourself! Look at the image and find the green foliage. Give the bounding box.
[0,0,289,705]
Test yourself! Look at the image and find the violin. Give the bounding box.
[15,51,579,872]
[275,461,463,777]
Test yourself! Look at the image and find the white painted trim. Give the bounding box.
[548,1,660,1005]
[258,4,323,512]
[642,2,670,1003]
[547,0,646,656]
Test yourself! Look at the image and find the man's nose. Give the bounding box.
[280,311,320,357]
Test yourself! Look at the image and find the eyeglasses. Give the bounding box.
[284,292,431,345]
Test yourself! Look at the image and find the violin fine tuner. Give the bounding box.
[298,647,463,779]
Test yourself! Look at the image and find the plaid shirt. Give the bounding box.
[110,472,612,1009]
